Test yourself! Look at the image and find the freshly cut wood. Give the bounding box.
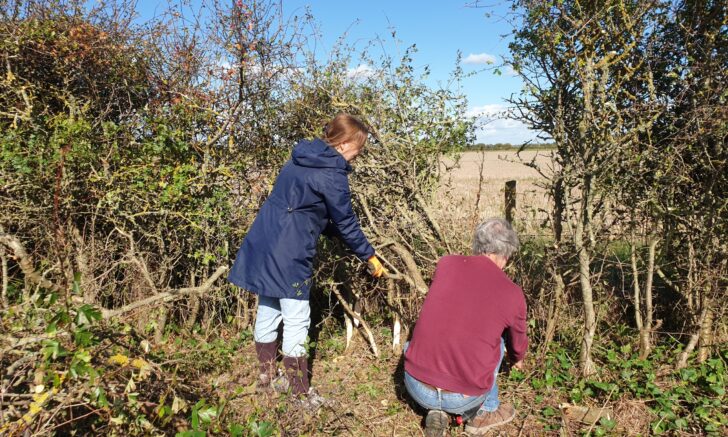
[330,283,379,357]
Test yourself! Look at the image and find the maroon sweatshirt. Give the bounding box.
[404,255,528,396]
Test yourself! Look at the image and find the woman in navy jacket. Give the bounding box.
[228,114,385,403]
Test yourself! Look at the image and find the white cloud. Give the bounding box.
[346,64,376,79]
[467,103,546,144]
[466,103,509,119]
[463,53,497,65]
[217,57,262,75]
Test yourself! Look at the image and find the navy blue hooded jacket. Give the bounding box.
[227,138,375,300]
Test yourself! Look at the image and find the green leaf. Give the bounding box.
[75,349,92,363]
[74,329,95,347]
[250,421,275,437]
[46,322,58,335]
[158,404,171,419]
[93,387,109,407]
[50,310,71,326]
[75,304,101,326]
[600,417,617,430]
[709,384,725,396]
[197,405,217,424]
[509,368,525,382]
[228,423,245,437]
[531,377,544,389]
[191,399,214,430]
[674,418,688,429]
[542,406,557,417]
[680,368,697,382]
[42,339,67,360]
[191,406,200,430]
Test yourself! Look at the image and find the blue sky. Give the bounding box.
[135,1,538,144]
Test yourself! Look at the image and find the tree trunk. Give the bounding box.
[505,180,517,223]
[542,265,565,355]
[186,271,200,331]
[1,247,8,308]
[676,305,709,369]
[235,292,251,330]
[639,239,658,359]
[575,202,596,376]
[154,305,168,344]
[71,226,95,304]
[201,301,214,334]
[631,242,644,334]
[698,305,713,363]
[553,178,565,244]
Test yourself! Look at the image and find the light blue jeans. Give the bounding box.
[254,296,311,357]
[404,339,504,415]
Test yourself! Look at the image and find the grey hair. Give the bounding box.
[472,218,520,258]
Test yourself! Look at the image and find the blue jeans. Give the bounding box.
[254,296,311,357]
[403,339,504,414]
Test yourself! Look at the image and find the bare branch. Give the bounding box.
[0,232,63,295]
[100,265,228,319]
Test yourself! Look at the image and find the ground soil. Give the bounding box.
[211,329,556,436]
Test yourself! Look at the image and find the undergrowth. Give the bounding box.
[3,283,725,436]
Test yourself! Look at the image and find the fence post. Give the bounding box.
[505,180,517,223]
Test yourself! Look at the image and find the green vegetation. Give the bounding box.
[507,0,727,375]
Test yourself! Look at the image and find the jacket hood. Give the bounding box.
[292,138,351,172]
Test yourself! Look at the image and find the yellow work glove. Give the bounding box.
[367,255,387,278]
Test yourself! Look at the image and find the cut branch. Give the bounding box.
[330,282,379,357]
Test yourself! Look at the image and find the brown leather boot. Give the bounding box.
[464,403,516,435]
[255,341,278,392]
[282,355,309,395]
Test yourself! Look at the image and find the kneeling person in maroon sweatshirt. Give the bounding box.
[404,218,528,436]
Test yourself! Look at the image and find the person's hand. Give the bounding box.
[512,360,524,370]
[367,256,387,278]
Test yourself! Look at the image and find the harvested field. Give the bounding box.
[437,150,554,246]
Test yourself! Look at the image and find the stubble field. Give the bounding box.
[437,150,554,246]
